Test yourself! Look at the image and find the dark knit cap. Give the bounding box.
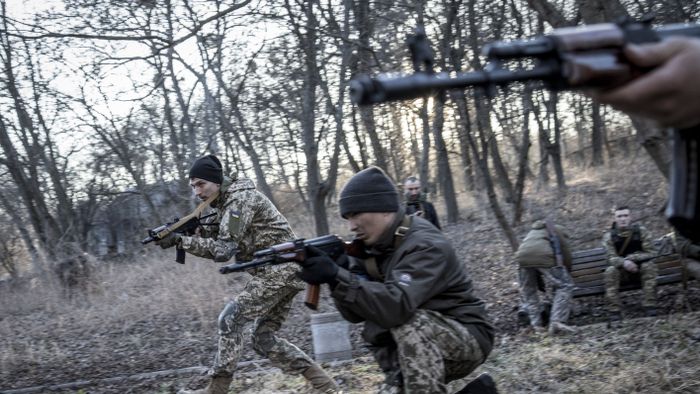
[189,154,223,184]
[339,167,399,218]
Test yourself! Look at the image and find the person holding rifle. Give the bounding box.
[515,214,576,335]
[590,37,700,130]
[295,167,497,394]
[154,154,337,394]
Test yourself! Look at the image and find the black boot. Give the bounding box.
[456,373,498,394]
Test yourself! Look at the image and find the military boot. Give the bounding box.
[456,373,499,394]
[303,363,339,393]
[178,373,233,394]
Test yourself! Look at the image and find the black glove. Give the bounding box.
[296,245,339,285]
[155,232,181,249]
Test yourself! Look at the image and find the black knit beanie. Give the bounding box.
[189,154,223,184]
[339,167,399,218]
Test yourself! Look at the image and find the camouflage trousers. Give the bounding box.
[210,263,311,377]
[519,266,574,327]
[376,309,485,394]
[604,263,658,312]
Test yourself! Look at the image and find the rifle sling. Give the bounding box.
[157,191,220,239]
[544,219,565,268]
[364,215,412,281]
[616,231,634,257]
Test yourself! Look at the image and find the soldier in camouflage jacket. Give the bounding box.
[602,206,658,321]
[157,155,337,394]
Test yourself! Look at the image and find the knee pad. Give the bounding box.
[218,301,243,335]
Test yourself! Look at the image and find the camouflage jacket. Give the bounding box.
[515,220,572,269]
[180,176,296,262]
[602,224,656,269]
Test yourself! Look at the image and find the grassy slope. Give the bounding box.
[2,154,700,393]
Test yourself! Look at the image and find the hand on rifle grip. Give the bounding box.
[296,246,339,285]
[156,232,181,249]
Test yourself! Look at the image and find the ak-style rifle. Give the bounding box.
[219,234,365,310]
[349,19,700,242]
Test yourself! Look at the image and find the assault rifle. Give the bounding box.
[142,192,219,264]
[544,219,570,271]
[349,19,700,243]
[219,234,365,310]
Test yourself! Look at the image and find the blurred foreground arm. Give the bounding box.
[592,37,700,129]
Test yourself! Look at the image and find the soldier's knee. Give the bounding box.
[252,329,276,355]
[218,301,244,335]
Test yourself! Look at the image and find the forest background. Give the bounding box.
[2,0,700,393]
[2,0,697,274]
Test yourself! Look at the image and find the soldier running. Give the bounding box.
[155,155,337,394]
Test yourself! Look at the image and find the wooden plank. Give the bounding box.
[655,260,682,270]
[571,254,607,265]
[571,266,607,278]
[570,259,608,271]
[573,285,605,297]
[572,273,685,297]
[571,247,606,259]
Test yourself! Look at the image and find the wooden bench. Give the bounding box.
[570,246,686,298]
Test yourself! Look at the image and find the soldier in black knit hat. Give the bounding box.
[154,154,338,394]
[296,166,498,394]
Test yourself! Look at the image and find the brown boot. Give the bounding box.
[178,374,233,394]
[303,363,339,393]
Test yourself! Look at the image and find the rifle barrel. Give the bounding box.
[350,65,556,105]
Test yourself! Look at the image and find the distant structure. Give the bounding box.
[88,181,190,258]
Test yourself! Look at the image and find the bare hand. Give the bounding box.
[590,37,700,129]
[623,259,638,273]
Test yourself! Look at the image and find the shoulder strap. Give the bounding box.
[363,215,413,281]
[544,219,565,268]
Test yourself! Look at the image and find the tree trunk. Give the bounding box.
[432,93,460,223]
[590,102,605,166]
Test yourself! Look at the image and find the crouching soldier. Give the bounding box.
[515,218,576,335]
[295,167,497,394]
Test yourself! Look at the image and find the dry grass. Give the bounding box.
[1,153,700,393]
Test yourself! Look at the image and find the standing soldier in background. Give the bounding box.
[602,206,658,326]
[155,154,337,394]
[515,217,576,335]
[403,176,441,229]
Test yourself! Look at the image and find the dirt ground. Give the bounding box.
[2,159,700,393]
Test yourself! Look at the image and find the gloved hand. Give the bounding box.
[156,232,181,249]
[296,245,339,285]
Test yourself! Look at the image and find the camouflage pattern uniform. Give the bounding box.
[515,220,574,327]
[602,224,658,312]
[332,213,493,393]
[669,232,700,280]
[180,176,312,378]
